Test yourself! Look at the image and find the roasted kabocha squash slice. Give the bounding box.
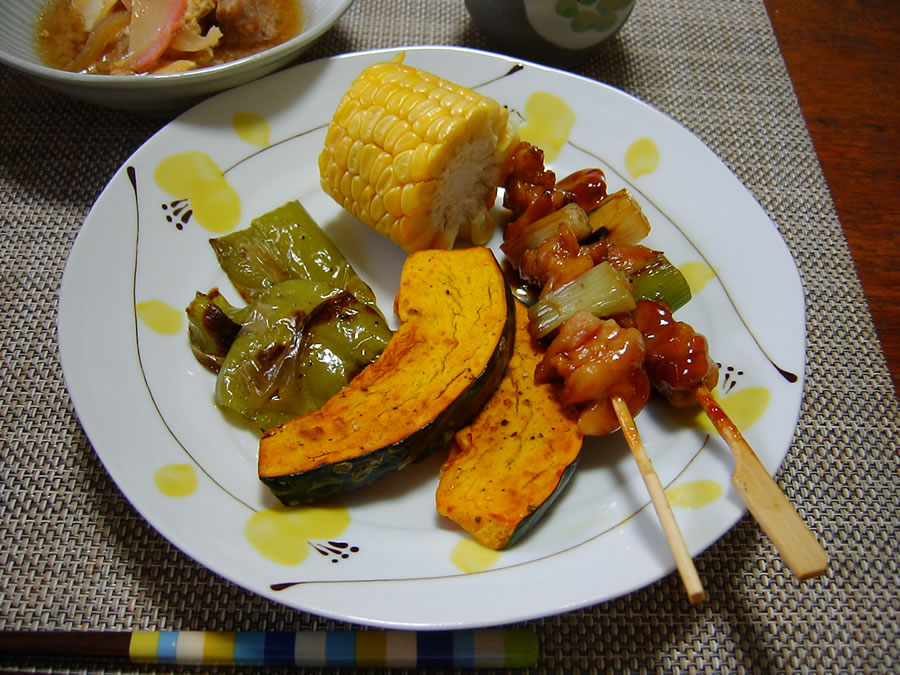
[258,246,516,504]
[436,300,584,550]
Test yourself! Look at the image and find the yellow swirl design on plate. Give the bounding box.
[680,261,716,294]
[519,92,575,162]
[233,112,271,147]
[666,480,723,509]
[154,151,241,233]
[245,504,350,566]
[673,386,771,433]
[136,299,183,335]
[154,464,198,497]
[451,538,502,573]
[625,137,660,178]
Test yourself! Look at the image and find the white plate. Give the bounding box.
[58,46,805,629]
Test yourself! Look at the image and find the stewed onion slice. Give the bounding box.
[67,9,129,73]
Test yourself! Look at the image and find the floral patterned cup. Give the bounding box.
[464,0,637,64]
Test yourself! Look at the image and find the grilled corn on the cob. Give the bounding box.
[318,60,519,252]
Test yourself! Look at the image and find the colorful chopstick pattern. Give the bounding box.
[127,629,538,668]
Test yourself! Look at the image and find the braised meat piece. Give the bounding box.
[625,299,719,408]
[536,311,650,436]
[216,0,283,42]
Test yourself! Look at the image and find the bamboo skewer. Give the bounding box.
[694,385,827,579]
[612,395,706,604]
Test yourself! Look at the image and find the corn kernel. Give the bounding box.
[373,113,401,147]
[382,185,403,216]
[346,139,363,174]
[359,107,385,143]
[334,98,360,128]
[333,135,354,169]
[401,181,438,216]
[370,151,393,188]
[397,92,427,118]
[393,130,422,154]
[385,87,412,115]
[368,192,385,221]
[375,165,397,195]
[410,143,433,182]
[350,174,364,202]
[383,119,412,154]
[392,149,414,184]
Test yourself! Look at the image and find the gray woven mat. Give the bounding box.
[1,0,898,672]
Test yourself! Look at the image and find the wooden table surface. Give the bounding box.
[764,0,899,392]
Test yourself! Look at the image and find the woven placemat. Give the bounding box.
[1,0,897,672]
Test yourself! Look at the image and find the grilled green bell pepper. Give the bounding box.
[186,200,392,432]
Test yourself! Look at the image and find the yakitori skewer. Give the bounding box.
[611,396,706,605]
[612,396,706,604]
[694,386,828,579]
[502,141,826,583]
[631,294,828,579]
[529,304,705,603]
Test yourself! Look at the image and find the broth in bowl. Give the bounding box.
[35,0,302,75]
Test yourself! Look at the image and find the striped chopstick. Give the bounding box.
[0,628,538,668]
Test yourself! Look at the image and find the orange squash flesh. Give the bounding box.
[436,300,584,550]
[259,246,515,504]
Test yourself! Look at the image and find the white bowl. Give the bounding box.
[0,0,355,113]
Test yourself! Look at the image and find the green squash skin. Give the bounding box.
[260,274,518,506]
[504,458,580,549]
